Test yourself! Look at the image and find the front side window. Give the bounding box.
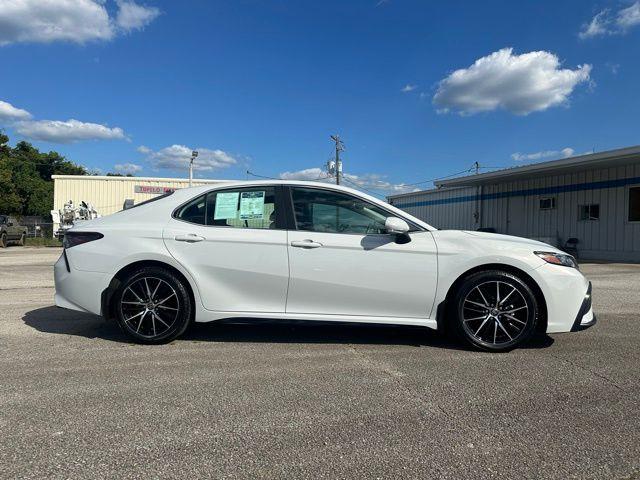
[629,186,640,222]
[291,187,395,234]
[0,215,5,225]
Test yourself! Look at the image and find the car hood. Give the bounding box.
[433,229,559,252]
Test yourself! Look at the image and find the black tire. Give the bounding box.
[0,233,6,248]
[451,270,539,352]
[18,233,25,246]
[113,266,192,344]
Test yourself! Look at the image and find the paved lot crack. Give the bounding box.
[549,353,628,393]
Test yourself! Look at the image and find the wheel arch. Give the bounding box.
[101,260,196,321]
[436,263,548,333]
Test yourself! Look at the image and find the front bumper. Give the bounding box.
[571,281,597,331]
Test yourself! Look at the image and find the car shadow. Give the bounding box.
[23,306,555,351]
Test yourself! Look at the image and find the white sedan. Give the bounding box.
[54,181,595,351]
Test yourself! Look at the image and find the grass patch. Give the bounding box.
[25,237,62,247]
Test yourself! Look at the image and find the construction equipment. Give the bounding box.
[51,200,101,240]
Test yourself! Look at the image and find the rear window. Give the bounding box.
[128,191,174,210]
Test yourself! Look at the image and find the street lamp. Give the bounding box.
[189,150,199,187]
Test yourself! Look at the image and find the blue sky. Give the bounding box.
[0,0,639,195]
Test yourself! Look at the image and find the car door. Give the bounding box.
[285,186,438,319]
[163,185,290,313]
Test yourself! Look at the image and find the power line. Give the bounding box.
[246,170,278,180]
[401,166,476,187]
[340,176,387,199]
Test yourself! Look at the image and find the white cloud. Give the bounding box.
[279,167,329,181]
[617,1,640,30]
[115,0,161,32]
[139,144,238,171]
[15,119,127,143]
[278,168,418,195]
[511,147,575,162]
[401,84,417,93]
[0,100,32,122]
[114,162,142,175]
[579,10,611,39]
[433,48,592,116]
[0,0,159,46]
[580,2,640,38]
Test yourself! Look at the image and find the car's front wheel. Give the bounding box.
[452,270,539,352]
[114,266,192,344]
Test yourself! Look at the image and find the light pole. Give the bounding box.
[189,150,199,187]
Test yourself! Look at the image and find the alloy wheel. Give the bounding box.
[461,280,530,346]
[119,276,181,339]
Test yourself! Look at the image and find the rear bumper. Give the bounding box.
[54,252,109,315]
[571,282,597,331]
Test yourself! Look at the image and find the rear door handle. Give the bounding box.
[291,240,323,249]
[175,234,205,243]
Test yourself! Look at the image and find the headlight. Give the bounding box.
[534,251,579,269]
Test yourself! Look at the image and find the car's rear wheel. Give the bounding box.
[452,270,538,352]
[114,266,192,344]
[0,233,6,248]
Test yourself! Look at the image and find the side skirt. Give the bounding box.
[194,311,438,330]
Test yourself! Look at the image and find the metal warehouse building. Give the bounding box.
[52,175,225,233]
[388,146,640,262]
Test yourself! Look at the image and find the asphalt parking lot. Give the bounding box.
[1,247,639,479]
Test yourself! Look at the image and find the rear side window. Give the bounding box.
[175,187,277,229]
[175,194,207,224]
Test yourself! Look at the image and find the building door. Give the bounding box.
[507,195,527,237]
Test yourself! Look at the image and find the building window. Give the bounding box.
[629,187,640,222]
[539,197,556,210]
[578,204,600,221]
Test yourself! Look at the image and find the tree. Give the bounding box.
[0,133,88,218]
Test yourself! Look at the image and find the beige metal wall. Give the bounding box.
[52,175,226,216]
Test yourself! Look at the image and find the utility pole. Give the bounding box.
[330,134,344,185]
[189,150,199,187]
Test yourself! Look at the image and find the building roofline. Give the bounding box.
[387,185,470,200]
[51,175,226,183]
[434,145,640,188]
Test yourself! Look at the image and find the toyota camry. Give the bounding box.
[54,181,595,351]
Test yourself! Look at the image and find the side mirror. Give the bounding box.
[385,217,410,235]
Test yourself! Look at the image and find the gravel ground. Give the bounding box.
[0,247,639,479]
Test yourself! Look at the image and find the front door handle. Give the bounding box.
[175,234,205,243]
[291,239,323,249]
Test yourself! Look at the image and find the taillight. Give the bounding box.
[63,232,104,248]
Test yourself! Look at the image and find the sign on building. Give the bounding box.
[134,185,177,195]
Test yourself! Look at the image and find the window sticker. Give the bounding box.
[239,191,265,219]
[214,192,240,220]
